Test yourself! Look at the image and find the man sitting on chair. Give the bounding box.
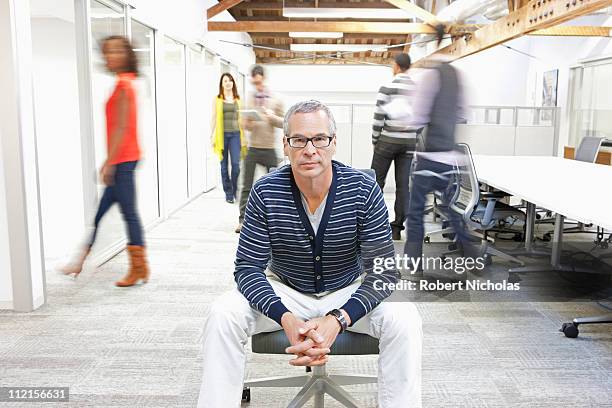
[197,100,422,408]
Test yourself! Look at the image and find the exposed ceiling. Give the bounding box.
[225,0,427,65]
[208,0,612,65]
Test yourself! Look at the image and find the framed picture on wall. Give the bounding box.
[541,69,558,122]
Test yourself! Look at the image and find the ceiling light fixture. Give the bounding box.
[290,44,388,53]
[283,7,412,20]
[289,32,344,39]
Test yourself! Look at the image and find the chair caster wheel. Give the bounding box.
[242,387,251,402]
[424,236,431,244]
[560,322,579,338]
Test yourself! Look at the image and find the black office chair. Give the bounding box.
[242,331,379,407]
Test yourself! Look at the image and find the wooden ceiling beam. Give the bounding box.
[530,25,612,37]
[417,0,612,66]
[209,21,457,33]
[403,34,411,53]
[228,15,411,22]
[207,0,243,20]
[256,56,393,64]
[252,43,406,52]
[234,1,397,10]
[250,33,413,40]
[383,0,437,23]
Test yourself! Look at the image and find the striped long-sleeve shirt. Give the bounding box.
[372,72,420,146]
[234,161,400,326]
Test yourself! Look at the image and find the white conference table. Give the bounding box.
[472,155,612,271]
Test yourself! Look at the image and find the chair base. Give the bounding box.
[243,364,377,408]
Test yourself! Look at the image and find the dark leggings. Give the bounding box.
[89,161,144,247]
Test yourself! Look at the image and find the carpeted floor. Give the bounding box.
[0,190,611,407]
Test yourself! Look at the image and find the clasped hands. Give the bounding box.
[280,310,350,367]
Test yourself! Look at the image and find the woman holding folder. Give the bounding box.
[211,73,246,203]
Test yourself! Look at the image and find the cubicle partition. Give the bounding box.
[456,106,559,156]
[307,104,560,192]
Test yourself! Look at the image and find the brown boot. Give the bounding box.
[116,245,150,287]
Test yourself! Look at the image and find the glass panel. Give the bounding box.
[351,105,376,170]
[240,73,246,105]
[203,50,219,191]
[131,20,159,224]
[187,48,208,197]
[89,0,126,252]
[591,62,612,140]
[327,105,352,165]
[516,108,555,126]
[463,107,514,125]
[221,61,230,73]
[30,0,85,262]
[568,61,612,146]
[568,67,583,148]
[158,36,188,213]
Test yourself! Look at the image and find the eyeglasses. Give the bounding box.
[286,135,335,149]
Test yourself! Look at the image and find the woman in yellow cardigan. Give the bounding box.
[211,73,246,203]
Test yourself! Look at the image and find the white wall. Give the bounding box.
[130,0,255,73]
[0,129,13,308]
[264,64,392,106]
[452,37,531,107]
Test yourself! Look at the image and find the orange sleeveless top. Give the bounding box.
[105,72,140,165]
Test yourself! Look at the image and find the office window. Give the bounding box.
[568,60,612,147]
[131,20,160,224]
[89,0,127,251]
[158,36,189,213]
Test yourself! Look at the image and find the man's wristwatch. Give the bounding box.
[326,309,348,334]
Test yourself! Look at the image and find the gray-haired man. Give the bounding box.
[198,100,422,408]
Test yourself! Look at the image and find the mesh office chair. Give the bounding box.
[444,144,526,265]
[243,331,379,407]
[574,136,604,162]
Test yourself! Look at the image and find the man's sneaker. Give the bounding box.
[235,223,243,234]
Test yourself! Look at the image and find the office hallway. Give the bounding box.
[1,190,611,408]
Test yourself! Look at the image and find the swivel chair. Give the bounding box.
[242,331,379,408]
[443,143,526,265]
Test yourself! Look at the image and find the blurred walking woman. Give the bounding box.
[63,36,149,287]
[211,73,245,203]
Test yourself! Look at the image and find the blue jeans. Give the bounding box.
[89,161,144,247]
[220,131,241,200]
[404,157,467,259]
